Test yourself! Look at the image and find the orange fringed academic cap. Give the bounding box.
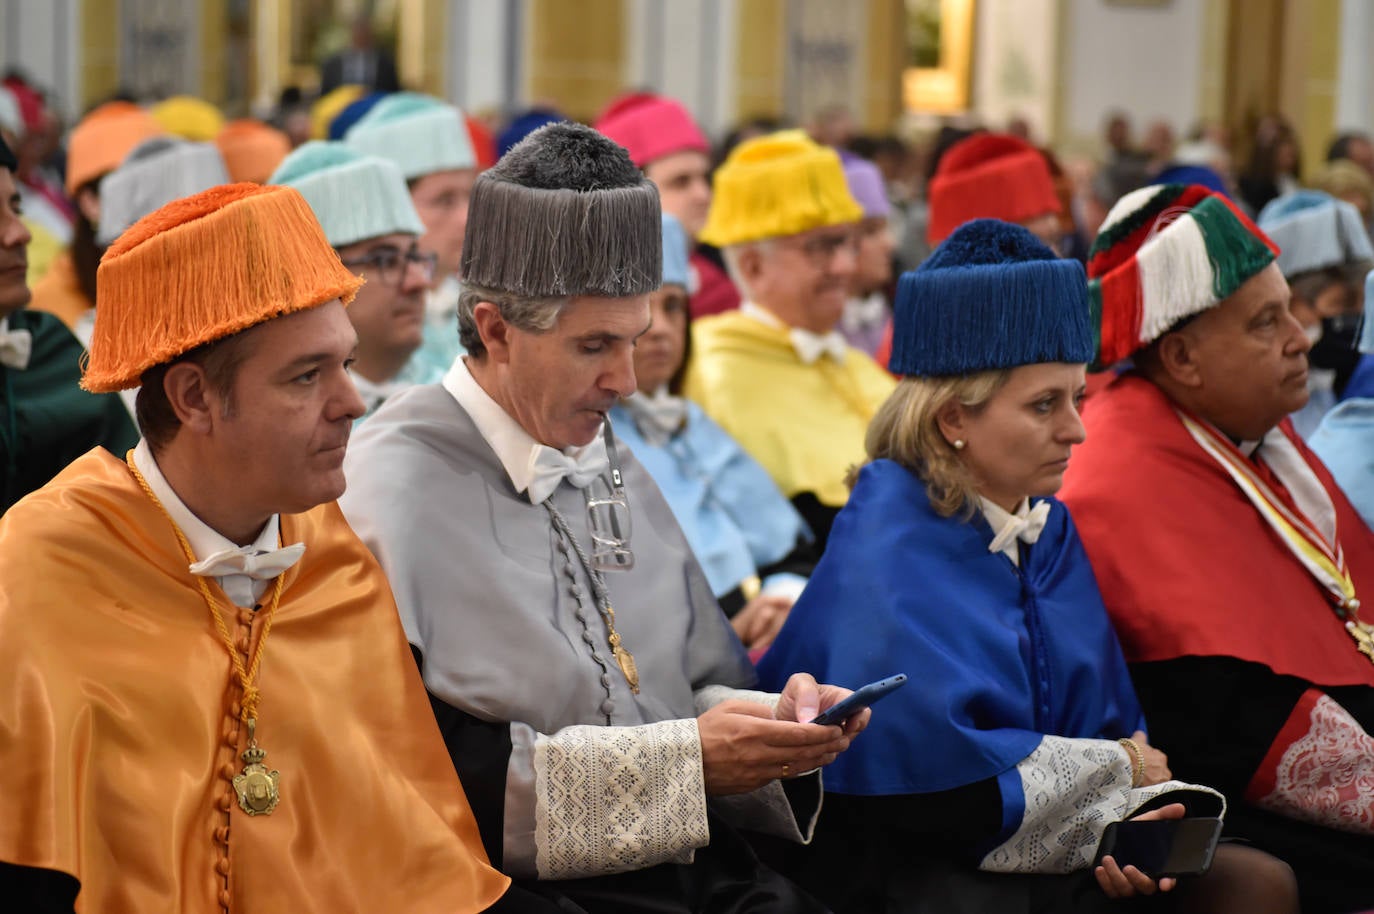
[65,100,164,194]
[215,118,292,183]
[82,182,362,392]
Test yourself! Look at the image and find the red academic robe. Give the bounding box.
[1060,373,1374,912]
[0,449,511,913]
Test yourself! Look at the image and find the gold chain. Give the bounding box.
[124,451,285,725]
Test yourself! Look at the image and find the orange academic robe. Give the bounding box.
[0,448,510,913]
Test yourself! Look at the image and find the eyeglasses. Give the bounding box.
[340,242,438,287]
[585,417,634,572]
[781,229,860,268]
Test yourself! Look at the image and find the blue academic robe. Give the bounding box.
[758,459,1145,837]
[609,401,809,598]
[1309,398,1374,530]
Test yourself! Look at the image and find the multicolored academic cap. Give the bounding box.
[215,119,293,183]
[460,122,661,298]
[327,92,386,140]
[661,213,691,289]
[150,95,226,142]
[311,84,366,140]
[496,108,564,159]
[344,92,476,179]
[926,133,1060,246]
[66,101,165,195]
[1087,183,1277,367]
[1258,189,1374,283]
[594,92,710,168]
[96,137,231,245]
[83,183,363,392]
[1151,163,1231,198]
[270,141,424,248]
[698,129,863,248]
[842,154,891,219]
[889,219,1093,377]
[0,129,15,172]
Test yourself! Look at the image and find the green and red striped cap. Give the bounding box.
[1087,183,1277,367]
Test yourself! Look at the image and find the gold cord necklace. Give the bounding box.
[126,451,286,816]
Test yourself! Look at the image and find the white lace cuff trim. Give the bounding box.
[693,684,780,714]
[1258,693,1374,834]
[532,718,709,879]
[979,735,1226,875]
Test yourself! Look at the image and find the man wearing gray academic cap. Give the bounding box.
[341,122,864,912]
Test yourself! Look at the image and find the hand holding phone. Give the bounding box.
[810,674,908,726]
[1095,814,1222,881]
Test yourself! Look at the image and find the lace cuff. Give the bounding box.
[532,718,710,879]
[693,684,780,714]
[1251,691,1374,834]
[979,735,1225,875]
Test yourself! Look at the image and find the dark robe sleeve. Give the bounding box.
[789,493,839,552]
[716,534,820,617]
[0,862,80,914]
[758,780,1003,910]
[1128,656,1316,799]
[413,645,513,868]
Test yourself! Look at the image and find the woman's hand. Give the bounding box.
[729,593,793,650]
[1093,802,1187,898]
[1130,730,1172,786]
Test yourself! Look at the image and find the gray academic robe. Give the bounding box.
[340,382,819,883]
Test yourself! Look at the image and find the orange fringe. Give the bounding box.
[83,183,363,393]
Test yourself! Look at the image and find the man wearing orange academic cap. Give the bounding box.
[0,182,553,913]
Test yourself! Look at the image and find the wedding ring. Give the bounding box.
[781,762,792,778]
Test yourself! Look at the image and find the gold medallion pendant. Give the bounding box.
[233,744,281,816]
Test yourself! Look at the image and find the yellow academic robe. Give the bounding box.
[27,249,93,333]
[0,449,510,913]
[684,310,895,509]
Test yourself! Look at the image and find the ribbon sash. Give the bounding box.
[1177,410,1357,609]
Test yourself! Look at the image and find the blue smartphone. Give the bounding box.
[810,673,908,726]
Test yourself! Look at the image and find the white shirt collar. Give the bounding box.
[979,496,1033,567]
[740,301,848,365]
[131,439,286,607]
[442,356,607,503]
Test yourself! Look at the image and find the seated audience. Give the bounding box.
[0,132,136,512]
[341,123,864,912]
[0,181,549,912]
[1060,182,1374,913]
[686,130,896,547]
[271,141,441,419]
[758,219,1295,913]
[610,214,812,652]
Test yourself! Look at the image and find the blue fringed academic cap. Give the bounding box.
[889,218,1095,377]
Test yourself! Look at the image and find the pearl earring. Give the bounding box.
[953,439,965,450]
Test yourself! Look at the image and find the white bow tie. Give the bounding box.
[188,542,307,580]
[987,501,1051,555]
[526,443,610,505]
[622,390,688,447]
[789,328,848,365]
[0,326,32,370]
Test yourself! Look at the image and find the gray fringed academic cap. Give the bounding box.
[460,121,662,297]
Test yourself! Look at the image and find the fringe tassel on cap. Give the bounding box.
[889,219,1094,377]
[83,183,363,392]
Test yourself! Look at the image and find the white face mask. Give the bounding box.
[1304,322,1324,346]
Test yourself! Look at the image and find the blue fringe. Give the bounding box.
[889,219,1095,376]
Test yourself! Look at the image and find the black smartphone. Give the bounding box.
[1095,816,1223,879]
[810,674,908,726]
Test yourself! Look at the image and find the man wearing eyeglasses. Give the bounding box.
[345,93,479,377]
[341,122,865,913]
[271,141,443,420]
[684,130,896,549]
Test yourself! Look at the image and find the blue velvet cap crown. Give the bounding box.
[889,218,1095,377]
